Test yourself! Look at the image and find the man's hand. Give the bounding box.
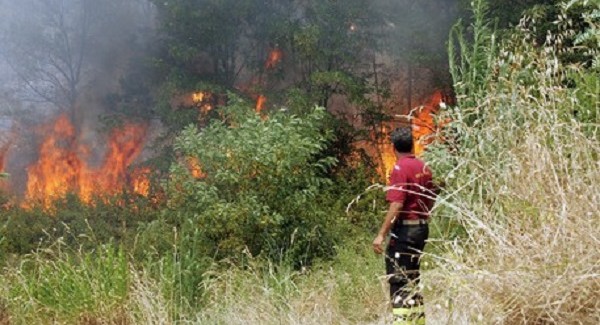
[372,234,385,254]
[373,201,402,255]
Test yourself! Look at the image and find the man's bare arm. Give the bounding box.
[372,201,403,254]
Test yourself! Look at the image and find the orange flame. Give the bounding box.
[191,91,214,114]
[83,123,147,200]
[170,91,214,115]
[186,157,206,179]
[25,115,85,207]
[0,143,10,174]
[25,115,148,208]
[265,48,283,69]
[131,167,151,197]
[374,91,445,178]
[412,90,443,157]
[256,95,267,113]
[191,92,206,103]
[375,125,397,178]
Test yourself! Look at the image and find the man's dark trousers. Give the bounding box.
[386,223,428,323]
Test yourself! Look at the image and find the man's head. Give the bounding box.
[390,127,413,153]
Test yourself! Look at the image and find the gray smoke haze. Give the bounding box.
[0,0,458,195]
[0,0,155,115]
[0,0,156,194]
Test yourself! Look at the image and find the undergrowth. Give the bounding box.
[0,1,598,324]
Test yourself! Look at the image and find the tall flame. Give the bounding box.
[80,123,148,201]
[375,91,445,178]
[376,125,397,178]
[412,90,443,157]
[131,167,151,197]
[25,115,84,207]
[0,142,10,174]
[255,95,267,113]
[265,48,283,69]
[25,115,148,208]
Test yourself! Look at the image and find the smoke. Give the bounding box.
[0,0,157,197]
[0,0,460,198]
[374,0,459,111]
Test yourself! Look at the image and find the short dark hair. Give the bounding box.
[390,127,413,153]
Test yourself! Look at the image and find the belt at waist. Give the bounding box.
[399,219,428,226]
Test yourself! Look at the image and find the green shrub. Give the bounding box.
[166,98,339,264]
[139,99,347,307]
[0,193,160,259]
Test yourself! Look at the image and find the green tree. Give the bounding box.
[151,0,293,88]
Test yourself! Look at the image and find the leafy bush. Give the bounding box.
[165,99,340,264]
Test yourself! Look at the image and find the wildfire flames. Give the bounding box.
[265,48,283,69]
[191,92,206,103]
[412,90,444,157]
[25,114,149,208]
[253,48,284,113]
[0,143,9,174]
[376,125,398,178]
[131,167,151,197]
[186,156,206,179]
[255,95,267,113]
[191,91,214,114]
[0,128,15,176]
[376,90,445,177]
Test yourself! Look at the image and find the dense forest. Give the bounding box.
[0,0,598,324]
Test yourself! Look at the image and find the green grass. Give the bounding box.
[1,241,129,324]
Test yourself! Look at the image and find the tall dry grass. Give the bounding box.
[424,0,600,323]
[191,247,388,325]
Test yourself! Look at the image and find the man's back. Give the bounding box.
[386,155,434,221]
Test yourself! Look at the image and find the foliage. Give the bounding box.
[424,0,600,323]
[521,0,599,67]
[166,99,339,263]
[570,0,600,70]
[0,194,160,261]
[448,0,498,119]
[193,243,385,324]
[151,0,293,88]
[0,234,391,324]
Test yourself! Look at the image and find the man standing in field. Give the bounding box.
[372,127,435,325]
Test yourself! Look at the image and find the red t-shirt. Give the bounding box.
[386,155,435,220]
